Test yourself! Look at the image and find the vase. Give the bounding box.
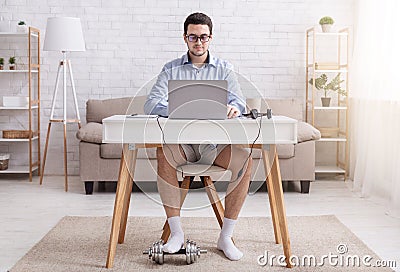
[321,24,332,33]
[321,97,331,107]
[16,25,28,33]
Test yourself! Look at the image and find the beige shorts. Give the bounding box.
[180,144,227,165]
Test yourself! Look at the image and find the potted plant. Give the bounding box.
[8,56,16,70]
[16,21,28,33]
[319,16,334,33]
[309,73,346,107]
[0,58,4,70]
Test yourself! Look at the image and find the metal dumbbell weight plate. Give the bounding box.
[143,239,207,265]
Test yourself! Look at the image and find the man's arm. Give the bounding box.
[225,64,246,115]
[144,66,169,116]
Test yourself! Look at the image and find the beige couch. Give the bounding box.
[76,96,320,194]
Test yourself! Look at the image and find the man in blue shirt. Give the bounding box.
[144,12,252,261]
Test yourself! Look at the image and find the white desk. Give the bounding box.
[103,115,297,268]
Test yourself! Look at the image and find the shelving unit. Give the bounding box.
[0,27,41,181]
[305,27,349,179]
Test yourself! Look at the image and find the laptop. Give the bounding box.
[168,80,228,120]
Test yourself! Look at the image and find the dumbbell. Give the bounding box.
[143,239,207,264]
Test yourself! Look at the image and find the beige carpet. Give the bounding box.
[10,216,393,271]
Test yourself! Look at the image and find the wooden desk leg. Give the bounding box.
[106,144,135,268]
[118,147,138,244]
[268,144,293,268]
[261,147,281,244]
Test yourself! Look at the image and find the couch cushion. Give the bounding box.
[76,122,103,144]
[100,144,157,159]
[297,121,321,143]
[86,96,147,123]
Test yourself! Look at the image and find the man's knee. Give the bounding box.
[157,145,186,167]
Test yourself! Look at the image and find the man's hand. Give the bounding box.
[227,105,240,119]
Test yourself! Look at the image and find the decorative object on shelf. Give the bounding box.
[2,130,30,139]
[317,127,339,138]
[0,57,4,70]
[41,17,85,192]
[308,73,346,107]
[2,96,29,107]
[16,21,28,33]
[0,153,10,170]
[8,56,16,70]
[319,16,334,33]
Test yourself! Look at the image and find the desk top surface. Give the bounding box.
[103,115,297,123]
[102,115,297,144]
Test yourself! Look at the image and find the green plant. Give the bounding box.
[309,73,346,97]
[319,16,334,25]
[0,58,4,65]
[8,56,15,64]
[18,21,26,25]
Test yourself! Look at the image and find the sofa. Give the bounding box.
[76,96,320,194]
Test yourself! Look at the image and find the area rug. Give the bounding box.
[10,216,394,271]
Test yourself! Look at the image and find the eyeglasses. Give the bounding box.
[185,34,211,43]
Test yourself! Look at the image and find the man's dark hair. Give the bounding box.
[184,12,213,35]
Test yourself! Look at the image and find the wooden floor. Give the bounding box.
[0,175,399,271]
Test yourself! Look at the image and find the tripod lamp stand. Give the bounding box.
[40,17,85,191]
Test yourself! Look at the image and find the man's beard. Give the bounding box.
[188,45,207,57]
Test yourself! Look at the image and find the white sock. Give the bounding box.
[217,217,243,261]
[163,216,184,253]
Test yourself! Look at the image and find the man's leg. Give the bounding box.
[213,145,252,260]
[157,144,187,252]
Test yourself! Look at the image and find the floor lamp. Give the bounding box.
[40,17,85,191]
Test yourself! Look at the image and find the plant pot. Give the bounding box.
[16,24,28,33]
[9,64,15,70]
[321,97,331,107]
[0,65,3,70]
[321,24,332,33]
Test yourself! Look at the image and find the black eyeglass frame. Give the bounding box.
[185,34,211,43]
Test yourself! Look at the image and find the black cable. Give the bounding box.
[156,116,184,178]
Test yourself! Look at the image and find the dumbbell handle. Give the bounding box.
[143,248,207,255]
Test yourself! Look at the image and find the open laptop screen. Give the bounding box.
[168,80,228,120]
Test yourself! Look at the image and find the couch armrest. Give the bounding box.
[76,122,103,144]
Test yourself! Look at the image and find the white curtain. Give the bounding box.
[350,0,400,217]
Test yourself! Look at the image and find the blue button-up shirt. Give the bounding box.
[144,52,245,116]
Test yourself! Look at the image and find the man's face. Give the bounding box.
[184,24,212,57]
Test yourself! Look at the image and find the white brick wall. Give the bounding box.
[0,0,354,175]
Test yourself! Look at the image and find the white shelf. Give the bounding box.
[0,28,40,181]
[0,136,38,142]
[309,68,348,73]
[0,165,39,174]
[314,106,347,110]
[0,32,38,37]
[0,105,38,110]
[315,165,346,174]
[314,32,348,36]
[0,70,39,73]
[317,137,347,142]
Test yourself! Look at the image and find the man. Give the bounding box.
[144,12,252,261]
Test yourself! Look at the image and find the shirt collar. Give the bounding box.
[182,51,217,67]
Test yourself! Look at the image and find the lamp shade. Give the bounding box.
[43,17,85,52]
